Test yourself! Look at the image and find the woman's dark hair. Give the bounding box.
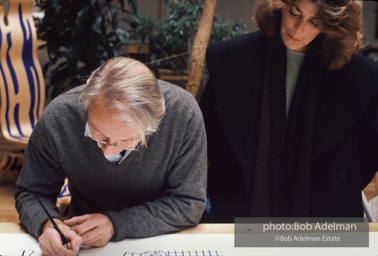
[254,0,365,69]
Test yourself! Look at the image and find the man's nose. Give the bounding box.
[101,143,115,155]
[106,138,117,147]
[101,138,118,154]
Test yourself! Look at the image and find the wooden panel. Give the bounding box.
[0,184,18,223]
[364,172,378,201]
[157,68,188,81]
[124,44,150,54]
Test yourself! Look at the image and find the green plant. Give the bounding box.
[36,0,139,99]
[210,15,247,43]
[132,0,247,74]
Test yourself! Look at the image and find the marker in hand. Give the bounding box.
[35,195,71,249]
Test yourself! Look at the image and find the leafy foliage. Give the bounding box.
[211,14,247,43]
[132,0,247,74]
[36,0,139,99]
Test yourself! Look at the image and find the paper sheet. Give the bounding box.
[0,233,377,256]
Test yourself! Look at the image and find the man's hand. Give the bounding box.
[39,218,82,256]
[64,213,114,247]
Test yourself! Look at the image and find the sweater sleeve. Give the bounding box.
[104,105,207,241]
[15,115,66,239]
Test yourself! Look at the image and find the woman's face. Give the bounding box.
[280,0,322,52]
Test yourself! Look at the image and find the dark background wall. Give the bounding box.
[363,1,378,46]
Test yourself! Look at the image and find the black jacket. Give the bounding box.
[200,31,378,222]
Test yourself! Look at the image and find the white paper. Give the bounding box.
[0,233,377,256]
[0,234,41,256]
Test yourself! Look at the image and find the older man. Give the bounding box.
[15,57,207,255]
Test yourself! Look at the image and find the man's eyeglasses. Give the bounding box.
[84,123,139,151]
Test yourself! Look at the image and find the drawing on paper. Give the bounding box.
[122,250,223,256]
[0,250,33,256]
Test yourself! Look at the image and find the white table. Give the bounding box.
[0,223,377,256]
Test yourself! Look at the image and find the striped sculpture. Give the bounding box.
[0,0,45,147]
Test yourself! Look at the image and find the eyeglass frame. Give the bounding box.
[84,123,140,151]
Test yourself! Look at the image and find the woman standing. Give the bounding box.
[200,0,378,221]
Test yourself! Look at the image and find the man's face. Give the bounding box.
[280,0,321,52]
[87,100,140,155]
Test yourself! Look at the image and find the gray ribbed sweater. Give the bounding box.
[15,80,207,241]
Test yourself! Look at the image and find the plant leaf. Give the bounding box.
[92,14,102,34]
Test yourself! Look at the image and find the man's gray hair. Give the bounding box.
[79,57,166,147]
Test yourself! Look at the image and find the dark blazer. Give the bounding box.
[200,31,378,222]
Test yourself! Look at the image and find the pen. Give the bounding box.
[35,195,70,248]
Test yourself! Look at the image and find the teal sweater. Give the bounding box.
[15,81,207,241]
